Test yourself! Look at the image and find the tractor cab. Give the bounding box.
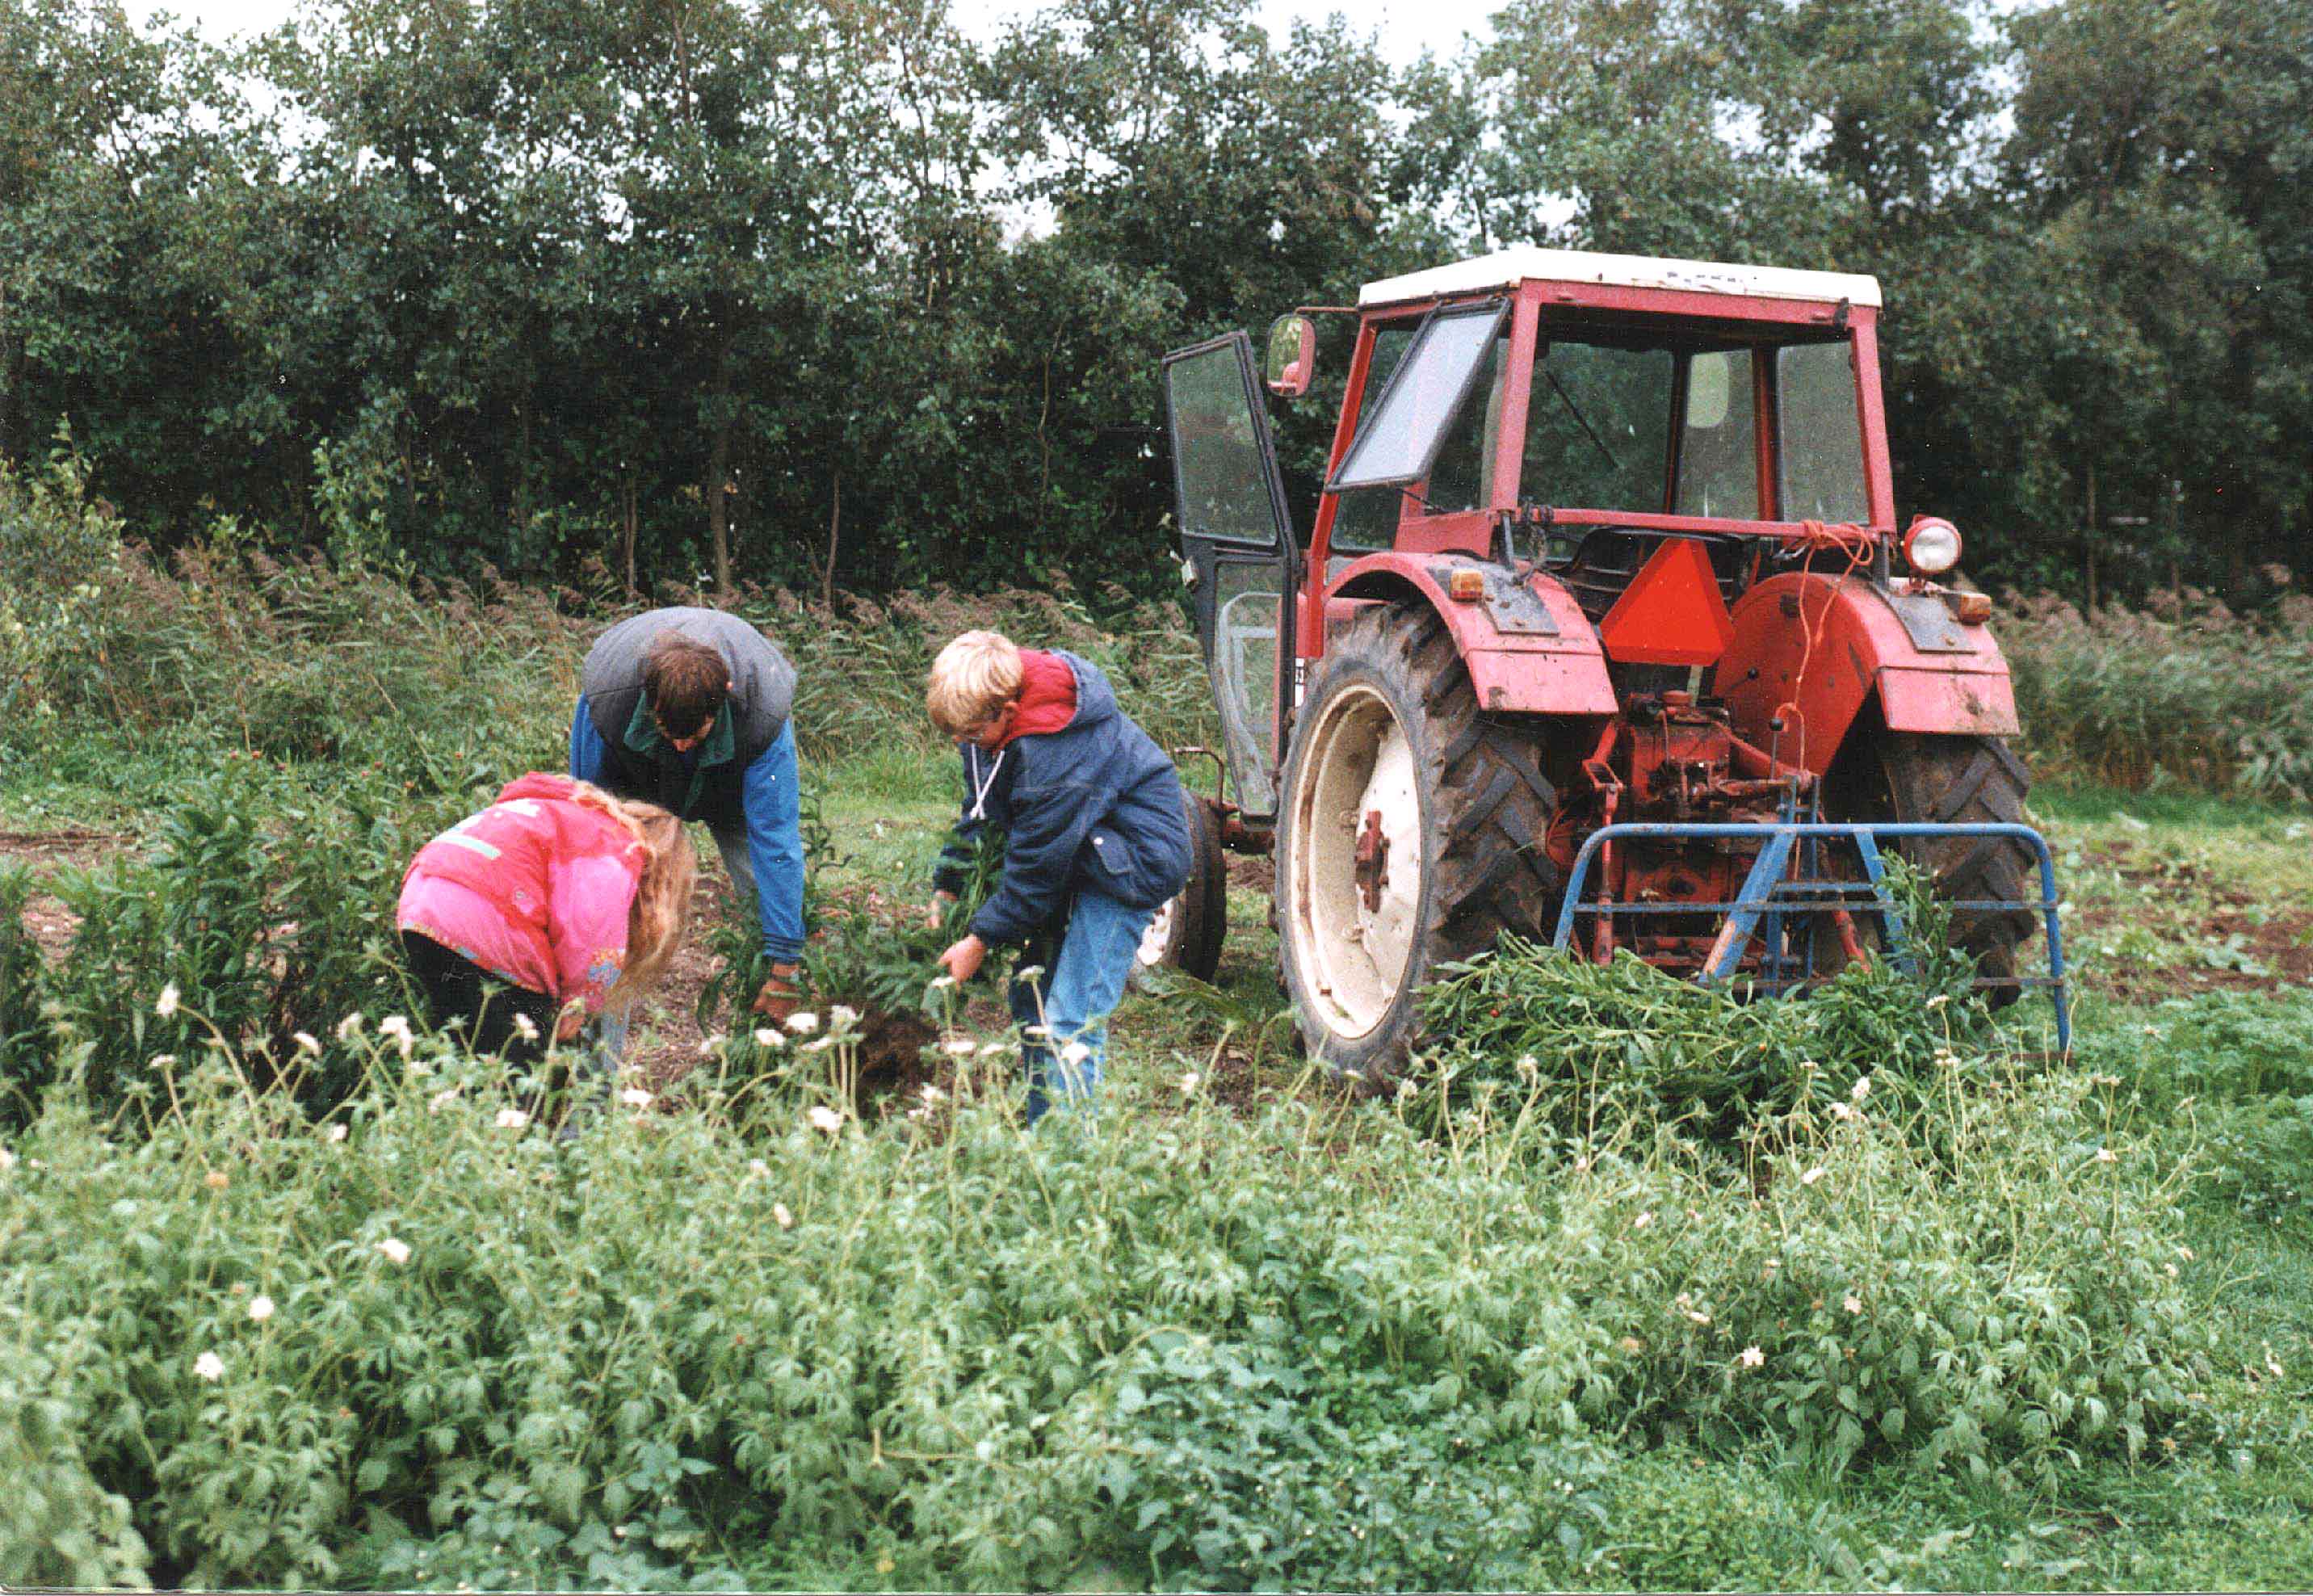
[1160,248,2061,1070]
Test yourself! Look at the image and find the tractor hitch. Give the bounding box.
[1551,820,2072,1050]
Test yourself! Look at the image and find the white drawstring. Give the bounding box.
[968,746,1006,820]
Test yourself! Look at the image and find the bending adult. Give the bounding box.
[570,606,804,1023]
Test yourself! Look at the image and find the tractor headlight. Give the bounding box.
[1903,516,1962,576]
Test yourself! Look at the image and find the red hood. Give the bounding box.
[999,649,1077,743]
[499,771,584,806]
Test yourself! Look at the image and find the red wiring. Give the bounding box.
[1770,521,1876,771]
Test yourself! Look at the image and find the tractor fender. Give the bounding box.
[1328,551,1618,715]
[1717,573,2019,774]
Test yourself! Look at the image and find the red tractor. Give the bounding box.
[1151,246,2067,1072]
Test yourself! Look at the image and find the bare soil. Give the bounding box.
[1,827,131,958]
[2067,840,2313,1002]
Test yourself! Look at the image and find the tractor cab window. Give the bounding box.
[1329,324,1414,552]
[1521,341,1675,512]
[1778,341,1868,523]
[1674,349,1760,518]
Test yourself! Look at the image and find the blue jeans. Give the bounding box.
[1008,889,1154,1124]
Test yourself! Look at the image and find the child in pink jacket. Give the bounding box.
[396,773,695,1072]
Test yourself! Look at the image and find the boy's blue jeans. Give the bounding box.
[1007,888,1154,1124]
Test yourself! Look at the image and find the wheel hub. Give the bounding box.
[1290,683,1422,1038]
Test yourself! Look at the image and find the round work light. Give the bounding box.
[1904,516,1962,576]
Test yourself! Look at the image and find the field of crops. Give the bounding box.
[3,471,2311,1589]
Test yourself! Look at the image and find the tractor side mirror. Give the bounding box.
[1264,314,1316,398]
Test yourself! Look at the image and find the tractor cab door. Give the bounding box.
[1162,331,1298,819]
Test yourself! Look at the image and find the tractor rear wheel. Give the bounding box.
[1831,725,2039,1004]
[1131,791,1227,986]
[1276,603,1559,1077]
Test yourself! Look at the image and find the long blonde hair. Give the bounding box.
[565,779,695,1014]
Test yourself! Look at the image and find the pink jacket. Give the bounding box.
[396,773,644,1013]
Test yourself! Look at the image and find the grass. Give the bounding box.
[2,476,2310,1588]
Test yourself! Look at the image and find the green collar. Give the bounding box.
[622,696,737,768]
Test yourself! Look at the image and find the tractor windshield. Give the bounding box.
[1360,317,1871,528]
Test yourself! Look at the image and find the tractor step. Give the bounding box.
[1550,820,2071,1050]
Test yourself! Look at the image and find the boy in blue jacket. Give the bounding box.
[928,630,1192,1122]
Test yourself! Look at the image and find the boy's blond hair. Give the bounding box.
[926,629,1022,738]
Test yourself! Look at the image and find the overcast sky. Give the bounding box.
[132,0,1501,65]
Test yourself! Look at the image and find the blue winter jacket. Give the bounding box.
[934,653,1194,947]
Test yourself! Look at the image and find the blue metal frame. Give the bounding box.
[1550,821,2071,1050]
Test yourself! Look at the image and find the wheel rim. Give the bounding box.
[1288,682,1422,1039]
[1136,894,1178,967]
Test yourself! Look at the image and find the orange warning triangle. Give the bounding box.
[1597,538,1737,666]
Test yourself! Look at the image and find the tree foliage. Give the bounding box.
[0,0,2304,603]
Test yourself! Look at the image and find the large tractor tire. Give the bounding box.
[1131,791,1227,987]
[1276,603,1559,1078]
[1830,724,2039,1004]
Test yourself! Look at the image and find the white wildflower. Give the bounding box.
[698,1034,724,1056]
[1179,1071,1202,1096]
[1844,1295,1863,1315]
[773,1203,795,1229]
[1515,1054,1539,1080]
[494,1107,530,1130]
[511,1012,539,1044]
[619,1087,653,1108]
[804,1035,836,1052]
[378,1237,412,1265]
[247,1294,275,1324]
[786,1011,820,1034]
[156,983,181,1018]
[1738,1346,1764,1368]
[1799,1166,1826,1186]
[753,1027,784,1048]
[942,1037,976,1056]
[194,1350,225,1382]
[325,1123,348,1144]
[150,1053,178,1070]
[204,1170,229,1191]
[830,1006,859,1030]
[294,1031,321,1056]
[807,1105,842,1133]
[747,1159,769,1177]
[1633,1211,1653,1230]
[1830,1102,1855,1121]
[1014,965,1046,983]
[1925,993,1950,1009]
[921,1084,946,1105]
[978,1040,1011,1056]
[1059,1040,1094,1066]
[336,1012,364,1040]
[928,974,957,990]
[2094,1147,2117,1164]
[379,1014,413,1060]
[429,1088,459,1112]
[1686,1310,1711,1325]
[1849,1076,1871,1103]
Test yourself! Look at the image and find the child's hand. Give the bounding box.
[938,934,987,984]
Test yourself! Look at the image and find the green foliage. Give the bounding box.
[2004,587,2313,800]
[6,0,2305,602]
[0,1009,2220,1589]
[1416,863,1993,1146]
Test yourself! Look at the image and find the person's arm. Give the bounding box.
[967,771,1100,949]
[741,721,806,967]
[569,695,609,785]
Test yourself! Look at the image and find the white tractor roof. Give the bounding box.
[1358,246,1883,310]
